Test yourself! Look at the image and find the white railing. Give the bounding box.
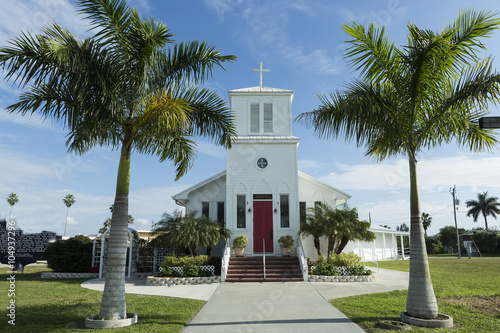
[361,249,378,275]
[263,238,266,280]
[221,238,231,282]
[297,236,308,282]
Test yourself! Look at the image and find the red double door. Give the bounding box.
[253,201,273,253]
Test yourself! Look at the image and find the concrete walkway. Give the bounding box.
[81,267,409,332]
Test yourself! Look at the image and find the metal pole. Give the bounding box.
[450,185,461,258]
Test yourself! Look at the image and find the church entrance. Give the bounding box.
[253,200,273,253]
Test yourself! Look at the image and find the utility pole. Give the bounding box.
[450,185,461,258]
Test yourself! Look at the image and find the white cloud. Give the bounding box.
[196,141,226,159]
[298,159,327,172]
[319,155,500,193]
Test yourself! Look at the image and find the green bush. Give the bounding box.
[277,235,295,248]
[183,264,201,277]
[161,255,210,267]
[317,254,326,263]
[327,252,362,267]
[232,235,248,248]
[45,235,93,272]
[159,266,180,277]
[311,263,339,276]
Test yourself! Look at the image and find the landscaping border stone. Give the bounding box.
[308,274,377,282]
[41,272,99,279]
[146,275,220,286]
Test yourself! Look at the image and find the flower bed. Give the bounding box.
[146,275,220,286]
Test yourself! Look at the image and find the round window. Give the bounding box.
[257,158,268,169]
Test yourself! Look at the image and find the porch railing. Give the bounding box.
[221,238,231,282]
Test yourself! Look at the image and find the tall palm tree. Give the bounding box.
[421,212,432,236]
[62,194,76,237]
[6,193,19,222]
[466,192,500,230]
[0,0,235,322]
[296,10,500,320]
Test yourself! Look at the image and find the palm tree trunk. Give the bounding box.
[406,155,438,319]
[64,207,69,237]
[336,237,349,254]
[98,147,131,319]
[314,237,321,256]
[483,214,489,231]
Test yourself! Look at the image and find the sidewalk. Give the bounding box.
[81,267,409,332]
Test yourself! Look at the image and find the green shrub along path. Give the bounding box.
[333,258,500,332]
[0,265,204,332]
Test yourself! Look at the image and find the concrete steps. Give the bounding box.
[225,256,303,282]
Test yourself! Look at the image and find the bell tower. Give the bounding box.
[225,62,300,255]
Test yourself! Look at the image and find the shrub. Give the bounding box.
[327,252,362,267]
[161,255,210,267]
[277,235,295,248]
[311,263,339,276]
[159,267,180,277]
[232,235,248,248]
[317,254,326,263]
[45,235,93,272]
[425,236,443,254]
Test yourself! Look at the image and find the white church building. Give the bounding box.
[172,63,409,262]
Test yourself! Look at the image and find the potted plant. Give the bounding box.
[232,235,248,257]
[278,235,295,256]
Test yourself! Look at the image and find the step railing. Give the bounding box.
[263,238,266,280]
[297,235,308,282]
[221,238,231,282]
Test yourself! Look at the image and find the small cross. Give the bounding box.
[252,61,270,87]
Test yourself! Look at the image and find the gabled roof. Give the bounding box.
[172,170,226,206]
[368,224,410,236]
[298,171,351,200]
[229,86,294,94]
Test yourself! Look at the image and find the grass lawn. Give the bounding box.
[0,265,205,332]
[333,258,500,332]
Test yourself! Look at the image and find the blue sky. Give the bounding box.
[2,0,500,237]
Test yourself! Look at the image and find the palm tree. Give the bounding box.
[466,192,500,231]
[421,212,432,236]
[62,194,76,237]
[300,207,326,256]
[296,10,500,320]
[152,211,229,256]
[6,193,19,222]
[0,0,235,322]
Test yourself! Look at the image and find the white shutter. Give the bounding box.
[263,103,273,132]
[250,103,260,132]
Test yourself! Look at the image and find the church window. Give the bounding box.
[263,103,273,132]
[299,202,306,223]
[250,103,260,132]
[256,157,268,169]
[236,195,246,228]
[217,202,225,227]
[280,194,290,228]
[250,102,273,133]
[202,202,209,218]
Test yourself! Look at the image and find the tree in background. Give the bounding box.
[6,193,19,222]
[397,223,409,232]
[0,0,235,322]
[99,205,134,235]
[466,192,500,231]
[421,213,432,236]
[296,9,500,320]
[439,226,466,254]
[62,194,76,237]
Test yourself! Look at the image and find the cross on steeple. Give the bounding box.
[252,61,270,87]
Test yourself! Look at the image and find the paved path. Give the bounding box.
[81,267,409,333]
